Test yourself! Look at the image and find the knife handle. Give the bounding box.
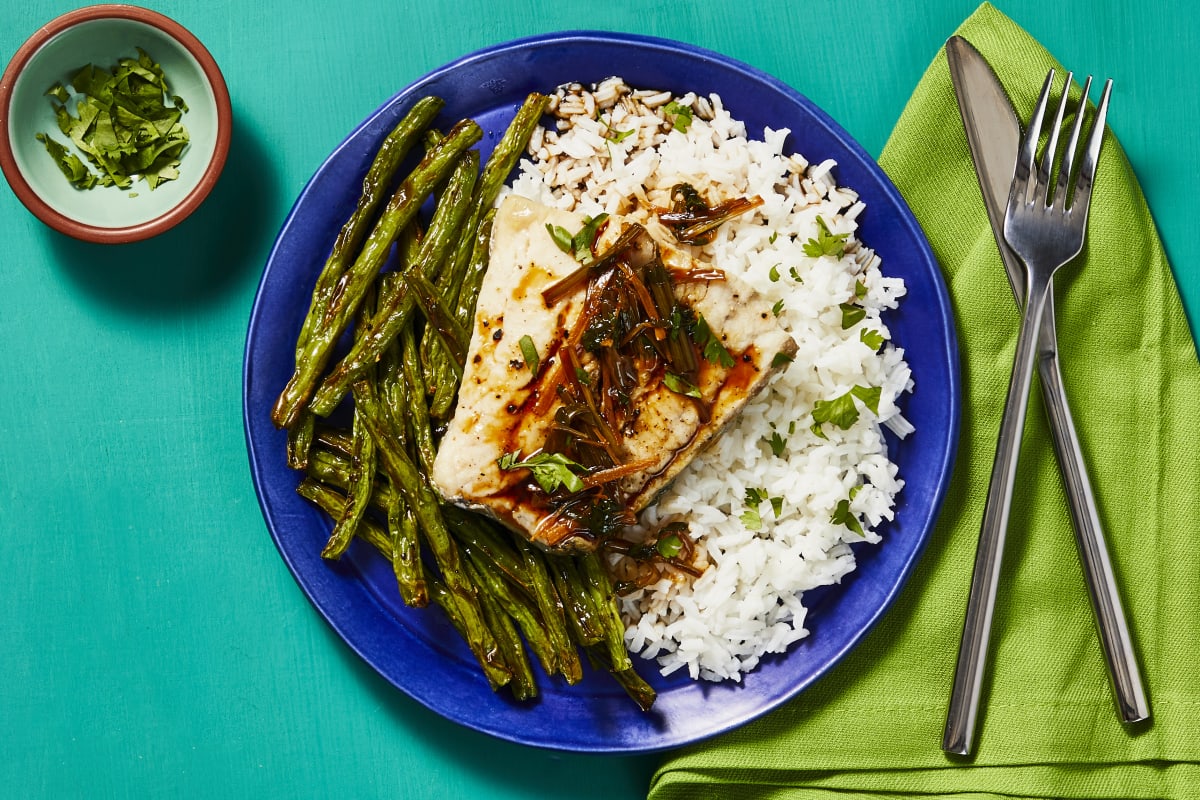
[1037,311,1151,724]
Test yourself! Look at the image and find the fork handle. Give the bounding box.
[1038,330,1151,723]
[943,276,1052,756]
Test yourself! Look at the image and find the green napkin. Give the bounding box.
[648,3,1200,798]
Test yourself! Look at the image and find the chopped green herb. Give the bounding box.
[811,384,882,433]
[694,313,735,368]
[831,498,864,536]
[663,371,702,399]
[518,334,539,373]
[851,384,881,414]
[854,279,868,300]
[770,496,784,519]
[546,213,609,265]
[771,351,794,369]
[772,299,785,317]
[37,48,189,192]
[745,487,766,508]
[860,328,885,351]
[768,264,781,282]
[789,265,803,282]
[496,450,586,494]
[802,216,849,259]
[663,100,693,133]
[575,366,591,385]
[740,508,762,531]
[840,303,867,329]
[767,430,787,457]
[768,231,779,244]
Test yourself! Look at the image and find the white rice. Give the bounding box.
[503,78,913,682]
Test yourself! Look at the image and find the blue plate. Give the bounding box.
[243,31,960,753]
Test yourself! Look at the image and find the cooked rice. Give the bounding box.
[503,78,912,682]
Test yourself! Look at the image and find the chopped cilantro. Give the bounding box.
[664,100,693,132]
[811,384,882,433]
[860,328,885,351]
[663,372,702,398]
[37,48,189,192]
[770,496,784,519]
[546,213,609,265]
[771,351,794,369]
[772,299,785,317]
[694,313,735,368]
[840,303,866,329]
[496,451,586,494]
[831,498,864,536]
[854,279,868,300]
[768,264,781,282]
[802,216,849,259]
[767,430,787,457]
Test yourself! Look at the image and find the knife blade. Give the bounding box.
[943,35,1149,755]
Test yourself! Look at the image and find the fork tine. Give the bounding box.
[1071,78,1114,212]
[1015,70,1056,204]
[1038,71,1074,200]
[1055,75,1093,206]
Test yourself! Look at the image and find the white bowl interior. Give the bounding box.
[7,17,220,229]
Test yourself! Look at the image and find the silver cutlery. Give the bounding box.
[943,61,1119,756]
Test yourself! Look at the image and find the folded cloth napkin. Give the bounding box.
[648,3,1200,798]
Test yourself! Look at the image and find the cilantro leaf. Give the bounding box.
[770,496,784,519]
[740,508,762,531]
[744,487,766,508]
[664,372,702,399]
[854,279,868,300]
[771,351,794,369]
[772,299,785,317]
[768,264,781,282]
[840,303,866,329]
[831,498,864,536]
[694,313,735,368]
[664,100,693,133]
[802,216,849,259]
[767,430,787,457]
[496,451,587,494]
[851,384,881,414]
[860,328,885,351]
[811,384,882,433]
[546,214,609,265]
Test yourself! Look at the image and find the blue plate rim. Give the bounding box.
[243,29,961,753]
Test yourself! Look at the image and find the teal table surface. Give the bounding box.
[2,1,1195,798]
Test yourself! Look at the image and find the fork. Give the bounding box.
[943,69,1113,756]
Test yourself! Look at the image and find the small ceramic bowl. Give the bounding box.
[0,5,232,243]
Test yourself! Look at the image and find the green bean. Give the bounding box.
[442,507,529,588]
[354,381,506,686]
[283,97,444,467]
[514,538,582,684]
[546,554,603,647]
[399,325,438,479]
[321,286,379,560]
[424,94,546,416]
[308,149,479,418]
[579,552,633,672]
[427,577,512,691]
[585,644,656,712]
[296,479,391,558]
[429,208,496,419]
[387,487,427,608]
[271,118,481,430]
[468,559,537,699]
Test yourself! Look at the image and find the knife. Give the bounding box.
[943,35,1149,755]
